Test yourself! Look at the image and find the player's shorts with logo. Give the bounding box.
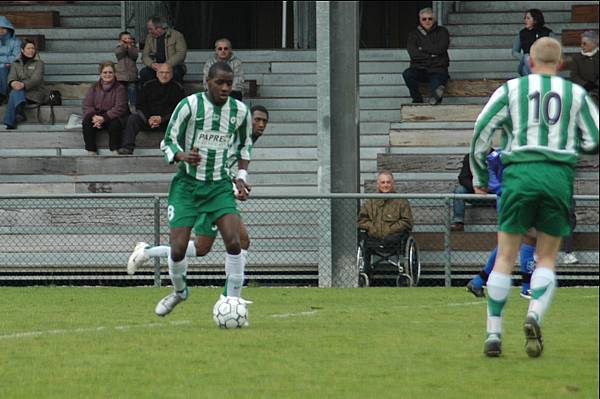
[498,162,574,236]
[167,171,239,234]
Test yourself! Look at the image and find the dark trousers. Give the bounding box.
[402,67,449,102]
[82,115,123,152]
[121,112,167,151]
[139,65,185,86]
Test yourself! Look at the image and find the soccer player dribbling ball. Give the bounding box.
[470,37,599,357]
[152,61,253,317]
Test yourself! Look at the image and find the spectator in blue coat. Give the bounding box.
[0,16,22,104]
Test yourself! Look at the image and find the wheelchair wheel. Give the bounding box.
[356,246,369,287]
[404,236,421,287]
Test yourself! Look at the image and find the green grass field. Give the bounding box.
[1,286,598,399]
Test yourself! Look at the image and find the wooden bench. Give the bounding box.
[571,4,599,23]
[419,79,504,97]
[16,34,45,51]
[2,11,59,28]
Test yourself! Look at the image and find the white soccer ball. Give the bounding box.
[212,295,249,329]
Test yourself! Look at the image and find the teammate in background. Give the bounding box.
[142,61,253,317]
[470,37,598,358]
[127,105,269,294]
[466,149,537,300]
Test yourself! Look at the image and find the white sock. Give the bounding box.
[486,271,512,336]
[224,253,244,297]
[168,256,188,295]
[145,245,170,258]
[528,267,556,324]
[144,241,197,258]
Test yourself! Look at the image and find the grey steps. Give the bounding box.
[60,16,121,28]
[447,22,594,36]
[0,3,121,15]
[447,11,571,24]
[19,28,123,39]
[450,35,562,48]
[458,1,598,12]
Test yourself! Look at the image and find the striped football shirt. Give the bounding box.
[470,73,599,188]
[160,93,253,182]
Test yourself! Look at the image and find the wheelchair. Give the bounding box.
[356,229,420,287]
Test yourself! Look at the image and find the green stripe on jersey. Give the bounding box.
[538,75,551,146]
[518,76,529,146]
[559,79,572,149]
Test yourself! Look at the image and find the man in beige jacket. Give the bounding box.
[140,16,187,86]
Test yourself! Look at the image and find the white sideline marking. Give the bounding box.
[0,320,192,341]
[270,310,318,318]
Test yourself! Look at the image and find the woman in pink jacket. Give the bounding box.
[82,61,128,155]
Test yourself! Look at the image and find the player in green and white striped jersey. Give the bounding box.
[151,62,253,317]
[469,37,599,358]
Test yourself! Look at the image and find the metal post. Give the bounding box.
[153,196,161,287]
[444,196,452,287]
[120,1,127,31]
[316,1,332,287]
[282,1,288,48]
[329,1,360,287]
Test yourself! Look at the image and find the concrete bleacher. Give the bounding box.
[1,0,598,285]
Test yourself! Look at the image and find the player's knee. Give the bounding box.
[194,240,213,256]
[170,248,186,262]
[240,236,250,251]
[223,237,241,255]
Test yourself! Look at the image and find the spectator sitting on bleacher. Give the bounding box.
[82,61,128,155]
[140,16,187,86]
[3,39,47,130]
[0,16,21,105]
[402,7,449,105]
[511,9,553,76]
[358,170,414,244]
[203,38,244,100]
[117,63,185,155]
[569,30,598,104]
[114,31,139,112]
[450,153,474,231]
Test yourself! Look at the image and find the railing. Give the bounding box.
[0,194,597,288]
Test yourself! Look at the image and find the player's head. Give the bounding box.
[529,37,563,72]
[251,105,269,139]
[214,38,232,61]
[206,62,234,105]
[376,170,395,193]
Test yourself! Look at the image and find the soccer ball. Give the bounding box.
[212,295,249,329]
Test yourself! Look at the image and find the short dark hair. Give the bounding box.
[207,61,233,80]
[251,105,269,119]
[119,31,132,40]
[147,15,168,29]
[21,39,36,51]
[527,9,545,28]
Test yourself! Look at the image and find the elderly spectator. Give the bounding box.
[569,30,598,104]
[140,16,187,86]
[512,9,553,76]
[0,16,22,105]
[117,63,185,155]
[3,40,47,129]
[403,7,449,105]
[82,61,128,155]
[358,171,413,242]
[114,31,139,111]
[203,38,244,100]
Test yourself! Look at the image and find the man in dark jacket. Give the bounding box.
[402,8,450,105]
[117,63,185,154]
[451,153,474,231]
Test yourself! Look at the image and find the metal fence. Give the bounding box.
[0,194,598,288]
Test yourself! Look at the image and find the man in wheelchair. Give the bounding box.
[357,170,417,286]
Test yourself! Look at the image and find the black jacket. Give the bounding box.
[138,79,185,122]
[519,26,553,54]
[406,24,450,73]
[458,154,474,193]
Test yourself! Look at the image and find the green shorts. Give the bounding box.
[167,172,239,234]
[498,162,574,237]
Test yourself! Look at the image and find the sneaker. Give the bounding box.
[519,289,532,300]
[429,85,445,105]
[450,222,464,232]
[127,242,150,275]
[563,253,579,265]
[155,288,188,317]
[523,313,544,357]
[483,333,502,357]
[467,280,485,298]
[117,147,133,155]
